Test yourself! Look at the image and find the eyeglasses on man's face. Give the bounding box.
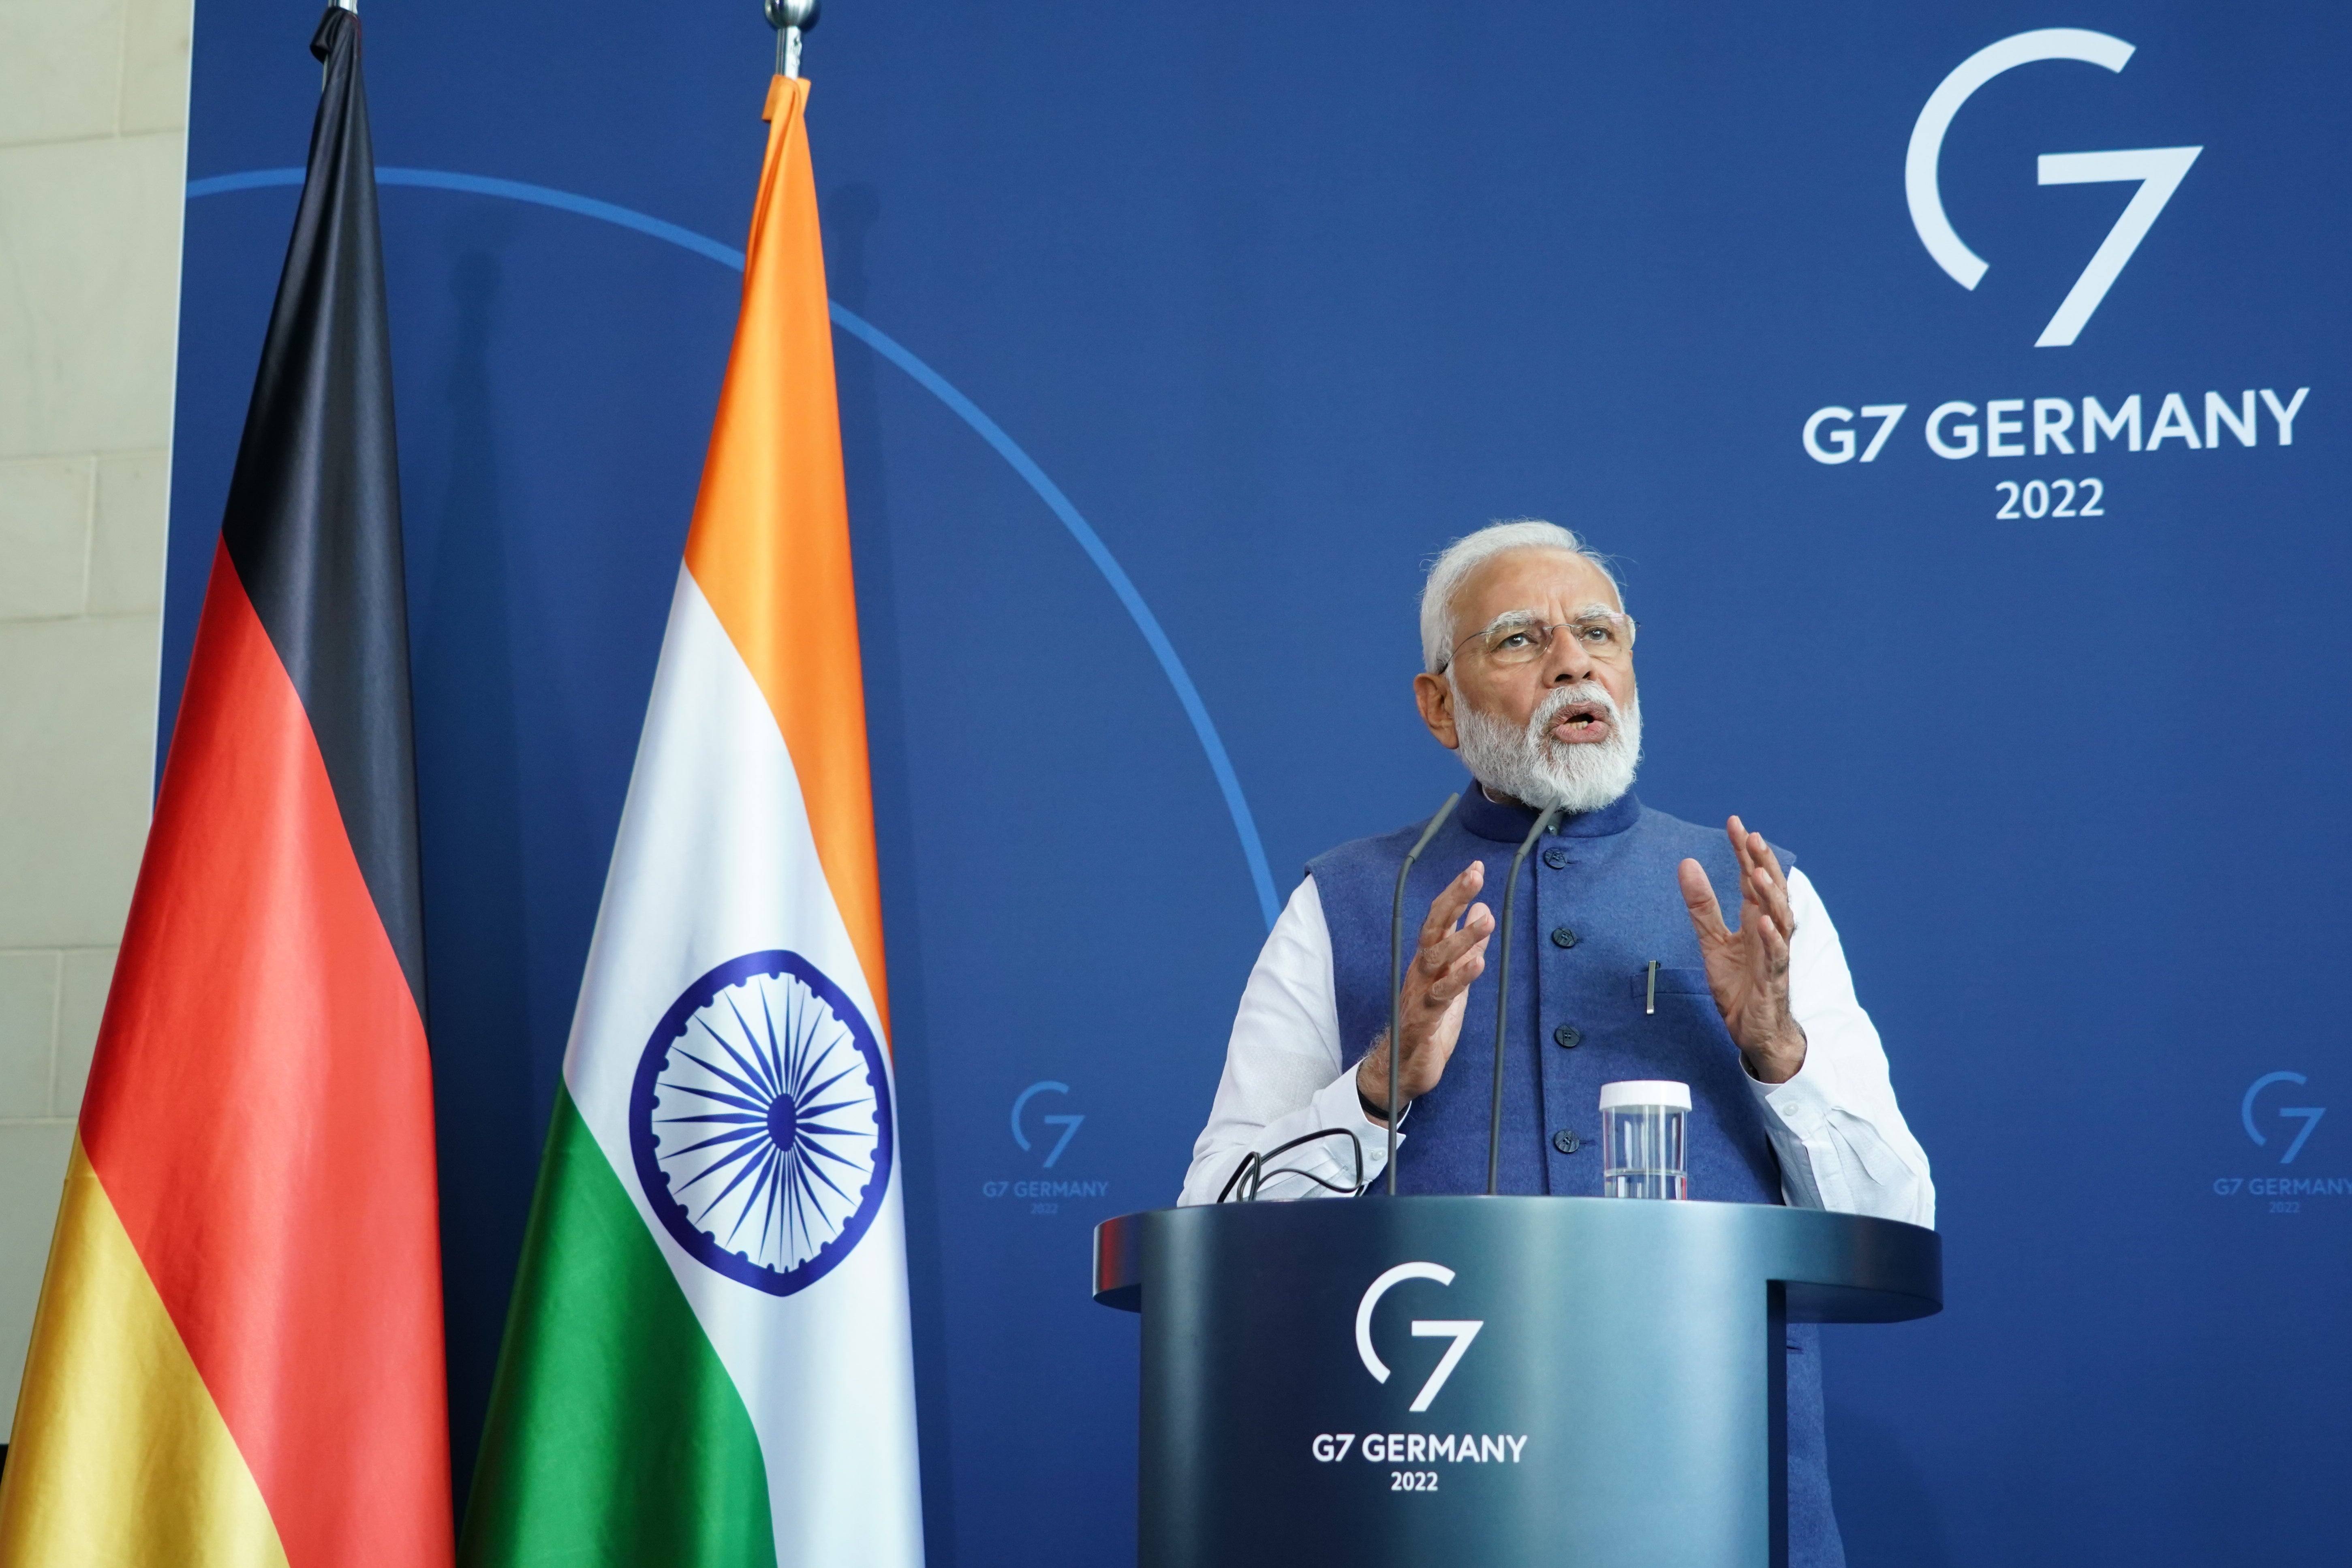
[1445,610,1637,672]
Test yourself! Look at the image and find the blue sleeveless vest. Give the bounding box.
[1307,787,1845,1568]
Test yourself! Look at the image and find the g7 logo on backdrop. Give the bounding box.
[1908,28,2200,347]
[2243,1072,2326,1166]
[1010,1080,1084,1168]
[1356,1262,1483,1412]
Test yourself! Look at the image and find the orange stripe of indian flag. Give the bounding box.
[681,74,887,1039]
[0,1140,290,1567]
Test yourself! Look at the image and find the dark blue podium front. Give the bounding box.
[1093,1198,1940,1568]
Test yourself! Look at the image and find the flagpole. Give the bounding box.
[766,0,819,78]
[325,0,355,89]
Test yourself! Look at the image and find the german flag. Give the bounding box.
[0,10,453,1565]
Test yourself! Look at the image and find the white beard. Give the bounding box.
[1453,681,1642,816]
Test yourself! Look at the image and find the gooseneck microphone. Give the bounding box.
[1385,793,1462,1195]
[1486,803,1562,1196]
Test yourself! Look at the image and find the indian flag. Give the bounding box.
[459,73,922,1568]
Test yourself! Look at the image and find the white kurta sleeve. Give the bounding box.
[1178,876,1394,1205]
[1745,868,1936,1228]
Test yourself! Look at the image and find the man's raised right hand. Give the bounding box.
[1354,860,1492,1124]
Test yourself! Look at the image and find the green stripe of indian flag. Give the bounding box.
[460,1085,776,1568]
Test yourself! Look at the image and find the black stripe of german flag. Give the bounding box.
[216,6,424,1010]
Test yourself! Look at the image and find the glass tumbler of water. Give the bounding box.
[1599,1080,1691,1199]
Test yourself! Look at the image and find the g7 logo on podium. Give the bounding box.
[2243,1072,2327,1165]
[1907,29,2201,346]
[1356,1262,1483,1412]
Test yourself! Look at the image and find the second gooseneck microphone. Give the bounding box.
[1485,803,1562,1196]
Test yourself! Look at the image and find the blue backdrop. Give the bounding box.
[166,4,2348,1564]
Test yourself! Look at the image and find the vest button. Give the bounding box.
[1552,1129,1582,1154]
[1553,1025,1581,1049]
[1542,848,1569,871]
[1550,926,1578,949]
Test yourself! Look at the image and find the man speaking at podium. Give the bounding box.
[1179,520,1933,1567]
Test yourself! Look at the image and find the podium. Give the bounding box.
[1093,1198,1940,1568]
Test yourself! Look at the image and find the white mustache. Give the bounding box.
[1531,682,1620,737]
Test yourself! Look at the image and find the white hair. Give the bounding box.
[1418,520,1622,673]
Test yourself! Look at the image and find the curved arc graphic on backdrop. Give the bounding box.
[186,165,1282,929]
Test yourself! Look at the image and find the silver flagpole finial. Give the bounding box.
[765,0,819,77]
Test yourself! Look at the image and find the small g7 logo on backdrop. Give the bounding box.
[1011,1080,1084,1168]
[1907,29,2200,346]
[1356,1262,1483,1412]
[2243,1072,2326,1165]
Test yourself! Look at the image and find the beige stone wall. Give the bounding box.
[0,0,193,1418]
